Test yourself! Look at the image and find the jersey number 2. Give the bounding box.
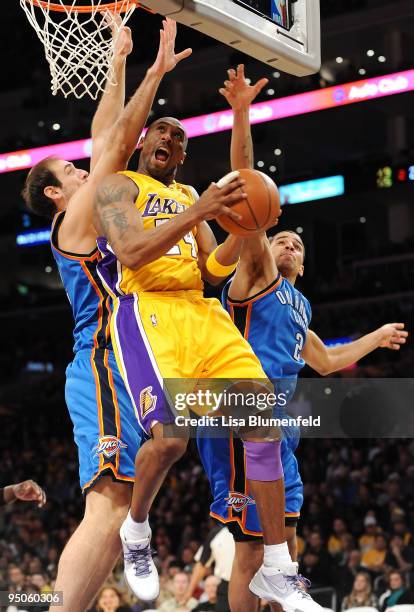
[293,332,304,361]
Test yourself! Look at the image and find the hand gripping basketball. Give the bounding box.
[195,173,248,222]
[216,168,282,236]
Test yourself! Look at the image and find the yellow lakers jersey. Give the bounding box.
[117,171,203,293]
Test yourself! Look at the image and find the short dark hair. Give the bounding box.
[21,157,60,219]
[270,230,306,260]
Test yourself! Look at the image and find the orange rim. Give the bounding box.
[24,0,151,13]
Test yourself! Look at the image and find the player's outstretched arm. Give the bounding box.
[220,65,278,299]
[62,19,191,242]
[90,14,133,171]
[302,324,408,376]
[219,64,268,171]
[93,173,247,270]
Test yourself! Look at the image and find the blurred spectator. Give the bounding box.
[192,576,220,611]
[337,534,357,566]
[334,549,364,598]
[361,534,389,575]
[378,570,414,611]
[93,585,132,612]
[181,547,196,573]
[359,516,380,553]
[390,517,412,546]
[328,518,349,556]
[387,535,414,575]
[158,572,197,612]
[30,572,52,594]
[8,566,25,593]
[341,571,379,611]
[302,532,332,587]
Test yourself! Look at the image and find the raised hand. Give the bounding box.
[103,11,133,61]
[378,323,408,350]
[114,26,133,60]
[151,18,192,77]
[219,63,268,110]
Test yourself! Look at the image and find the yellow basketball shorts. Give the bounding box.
[111,290,268,434]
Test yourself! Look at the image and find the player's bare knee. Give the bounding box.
[84,478,131,532]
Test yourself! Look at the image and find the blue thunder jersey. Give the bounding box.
[51,212,112,353]
[50,212,145,492]
[222,274,312,453]
[223,274,311,381]
[196,275,311,533]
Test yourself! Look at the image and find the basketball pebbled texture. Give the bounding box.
[216,168,281,236]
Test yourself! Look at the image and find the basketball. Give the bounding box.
[216,168,281,236]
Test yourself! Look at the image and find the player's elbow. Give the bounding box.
[317,367,330,376]
[118,250,144,271]
[117,240,150,271]
[317,362,334,376]
[310,358,332,376]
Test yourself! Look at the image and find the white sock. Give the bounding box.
[123,511,151,541]
[263,542,292,568]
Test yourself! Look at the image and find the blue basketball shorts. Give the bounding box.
[65,348,146,492]
[197,432,303,540]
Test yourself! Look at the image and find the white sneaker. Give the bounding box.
[120,522,159,601]
[249,564,323,612]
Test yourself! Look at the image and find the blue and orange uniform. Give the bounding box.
[197,274,312,539]
[96,171,268,436]
[51,211,144,492]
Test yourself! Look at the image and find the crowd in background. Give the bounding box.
[2,398,414,612]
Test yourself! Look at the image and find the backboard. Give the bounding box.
[141,0,321,76]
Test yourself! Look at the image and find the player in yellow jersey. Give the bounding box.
[93,112,322,612]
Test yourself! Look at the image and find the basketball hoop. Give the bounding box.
[20,0,149,100]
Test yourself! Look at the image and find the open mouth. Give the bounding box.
[154,146,170,163]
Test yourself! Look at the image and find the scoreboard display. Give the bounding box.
[376,165,414,188]
[232,0,294,29]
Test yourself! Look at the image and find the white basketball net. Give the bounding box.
[20,0,137,100]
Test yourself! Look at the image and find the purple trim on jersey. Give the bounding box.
[96,236,123,298]
[51,216,111,352]
[113,295,173,436]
